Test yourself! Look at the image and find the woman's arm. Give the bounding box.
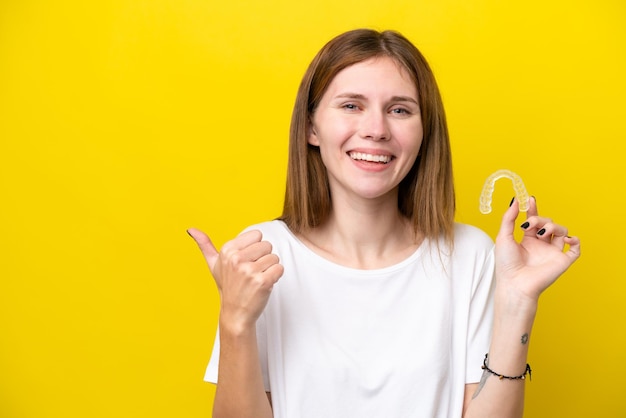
[463,197,581,418]
[188,228,283,418]
[213,323,273,418]
[462,298,535,417]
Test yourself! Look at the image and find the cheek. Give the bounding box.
[414,137,424,156]
[311,122,353,150]
[410,122,424,151]
[396,125,423,154]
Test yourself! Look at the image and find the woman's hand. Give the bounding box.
[495,197,581,305]
[187,228,284,333]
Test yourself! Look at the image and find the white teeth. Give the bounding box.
[349,152,392,164]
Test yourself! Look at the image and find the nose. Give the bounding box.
[359,109,390,141]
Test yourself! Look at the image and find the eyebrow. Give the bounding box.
[334,92,419,105]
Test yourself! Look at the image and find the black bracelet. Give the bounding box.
[482,353,532,381]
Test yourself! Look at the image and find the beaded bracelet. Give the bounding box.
[482,354,532,381]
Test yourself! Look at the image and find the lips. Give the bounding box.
[348,151,393,164]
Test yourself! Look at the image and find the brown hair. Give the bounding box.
[280,29,455,244]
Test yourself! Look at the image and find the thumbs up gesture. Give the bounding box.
[187,228,284,333]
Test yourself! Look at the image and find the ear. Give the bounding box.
[308,124,320,146]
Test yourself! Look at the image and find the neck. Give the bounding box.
[299,193,421,269]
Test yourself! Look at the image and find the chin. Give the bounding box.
[354,186,399,201]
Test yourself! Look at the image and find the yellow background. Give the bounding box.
[1,1,624,417]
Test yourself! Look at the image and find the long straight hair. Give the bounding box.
[280,29,455,245]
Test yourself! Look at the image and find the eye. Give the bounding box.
[390,107,410,115]
[342,103,360,111]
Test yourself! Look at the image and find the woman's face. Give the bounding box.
[308,56,423,203]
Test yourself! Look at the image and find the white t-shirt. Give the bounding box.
[205,220,495,418]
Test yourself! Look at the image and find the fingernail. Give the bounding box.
[521,221,530,229]
[537,228,546,236]
[509,197,515,207]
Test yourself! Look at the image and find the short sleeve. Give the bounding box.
[204,327,220,383]
[465,247,496,383]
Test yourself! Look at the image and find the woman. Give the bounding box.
[188,29,580,418]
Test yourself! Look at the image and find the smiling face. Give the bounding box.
[308,56,424,203]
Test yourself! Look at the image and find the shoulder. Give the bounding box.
[454,222,493,244]
[451,223,494,257]
[450,223,496,291]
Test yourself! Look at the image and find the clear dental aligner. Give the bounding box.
[479,169,529,214]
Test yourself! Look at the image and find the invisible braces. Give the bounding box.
[479,169,529,214]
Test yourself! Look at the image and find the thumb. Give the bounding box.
[496,197,520,244]
[187,228,219,273]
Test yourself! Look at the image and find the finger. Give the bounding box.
[520,215,553,237]
[221,229,263,253]
[187,228,219,271]
[254,254,285,287]
[263,263,285,286]
[536,222,569,245]
[526,196,538,218]
[235,240,274,264]
[564,235,581,261]
[255,253,282,274]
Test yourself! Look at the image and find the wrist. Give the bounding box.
[494,285,539,319]
[218,311,258,339]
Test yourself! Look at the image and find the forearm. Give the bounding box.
[464,291,538,418]
[213,320,273,418]
[463,194,580,417]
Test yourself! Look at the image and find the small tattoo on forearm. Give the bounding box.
[521,333,529,345]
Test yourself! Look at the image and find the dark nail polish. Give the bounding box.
[509,197,515,207]
[521,221,530,229]
[537,228,546,236]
